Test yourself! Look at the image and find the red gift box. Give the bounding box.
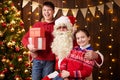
[28,37,46,50]
[29,27,45,37]
[34,37,46,50]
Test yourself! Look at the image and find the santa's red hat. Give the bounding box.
[67,16,76,25]
[54,16,76,31]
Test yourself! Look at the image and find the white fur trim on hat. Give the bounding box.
[54,16,73,31]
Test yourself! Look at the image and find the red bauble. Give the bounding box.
[15,46,20,51]
[2,22,7,27]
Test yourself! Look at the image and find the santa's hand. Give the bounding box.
[84,50,98,60]
[48,71,59,78]
[61,70,70,78]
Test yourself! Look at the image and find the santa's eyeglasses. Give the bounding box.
[57,26,68,30]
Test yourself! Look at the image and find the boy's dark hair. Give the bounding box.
[43,1,55,10]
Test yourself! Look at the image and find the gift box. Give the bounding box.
[28,37,46,50]
[29,27,45,37]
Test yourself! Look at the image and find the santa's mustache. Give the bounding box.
[53,30,72,37]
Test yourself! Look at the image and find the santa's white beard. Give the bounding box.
[51,31,73,59]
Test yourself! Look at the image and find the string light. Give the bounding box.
[97,36,100,39]
[108,45,112,49]
[86,17,90,21]
[99,70,102,73]
[99,29,103,32]
[110,72,113,75]
[112,58,115,62]
[28,12,31,15]
[95,43,100,47]
[109,66,112,69]
[98,76,101,79]
[35,12,39,16]
[99,1,103,4]
[109,53,112,56]
[96,15,100,18]
[99,23,102,25]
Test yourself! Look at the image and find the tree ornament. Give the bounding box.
[0,41,3,45]
[0,72,5,79]
[24,69,29,74]
[9,64,14,71]
[23,51,29,56]
[0,19,4,23]
[10,20,16,25]
[25,77,32,80]
[7,42,12,48]
[18,55,23,62]
[25,61,30,67]
[12,40,16,45]
[15,11,21,17]
[20,20,24,27]
[0,31,3,37]
[1,22,7,27]
[8,1,12,5]
[1,56,6,63]
[6,59,10,63]
[3,68,8,73]
[14,75,22,80]
[3,7,9,14]
[21,29,25,32]
[15,46,20,51]
[10,27,15,32]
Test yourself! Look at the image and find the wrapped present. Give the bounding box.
[34,37,46,50]
[29,27,45,37]
[28,37,46,50]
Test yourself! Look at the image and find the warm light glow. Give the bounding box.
[112,18,117,22]
[111,27,113,29]
[99,23,102,25]
[109,34,112,37]
[35,20,39,22]
[97,36,100,39]
[110,53,112,56]
[108,45,112,48]
[112,58,115,62]
[96,43,100,46]
[100,29,103,32]
[111,39,114,41]
[86,18,90,21]
[99,1,103,4]
[109,66,112,69]
[108,9,113,14]
[88,4,91,7]
[99,71,102,73]
[28,18,30,20]
[110,72,113,75]
[36,13,39,16]
[98,76,101,79]
[62,0,66,3]
[85,25,87,28]
[96,15,100,18]
[75,5,78,8]
[28,12,31,15]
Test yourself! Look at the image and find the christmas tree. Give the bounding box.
[0,0,31,80]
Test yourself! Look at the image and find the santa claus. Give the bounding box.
[42,16,103,80]
[51,16,73,60]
